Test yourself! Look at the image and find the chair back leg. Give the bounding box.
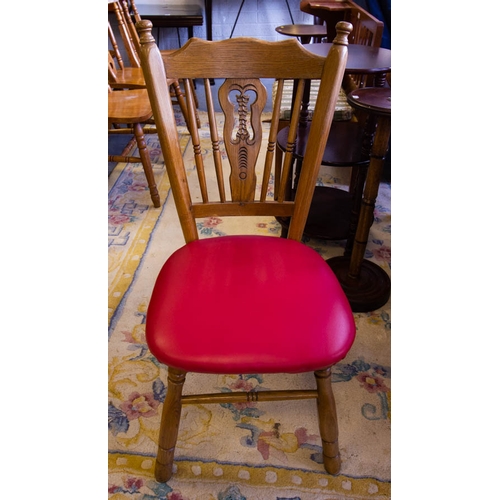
[134,123,160,208]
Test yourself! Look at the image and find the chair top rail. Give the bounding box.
[161,37,329,80]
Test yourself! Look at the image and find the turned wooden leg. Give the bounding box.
[344,164,368,257]
[345,114,374,257]
[315,368,341,475]
[155,367,186,482]
[348,114,391,278]
[133,123,160,208]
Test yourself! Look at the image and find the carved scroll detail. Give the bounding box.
[219,78,267,202]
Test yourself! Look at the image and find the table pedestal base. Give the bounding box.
[278,186,353,240]
[326,256,390,312]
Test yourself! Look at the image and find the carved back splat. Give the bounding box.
[219,78,267,202]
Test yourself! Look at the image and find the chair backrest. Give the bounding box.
[108,0,141,68]
[137,20,351,243]
[346,4,383,47]
[127,0,142,22]
[108,20,125,70]
[346,3,384,89]
[117,0,141,53]
[299,1,383,47]
[108,51,118,84]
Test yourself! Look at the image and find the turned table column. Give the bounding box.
[326,87,391,312]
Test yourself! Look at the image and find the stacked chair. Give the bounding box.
[107,0,197,207]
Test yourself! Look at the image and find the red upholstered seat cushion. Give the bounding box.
[146,235,355,374]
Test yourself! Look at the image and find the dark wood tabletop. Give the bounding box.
[134,3,203,27]
[305,43,391,74]
[276,24,328,38]
[348,87,391,116]
[135,3,203,17]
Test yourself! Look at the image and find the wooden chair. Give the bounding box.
[108,86,160,207]
[108,49,145,89]
[136,19,356,482]
[298,0,384,91]
[122,0,201,113]
[108,0,195,127]
[108,48,188,110]
[108,0,141,68]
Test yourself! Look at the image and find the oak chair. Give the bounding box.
[121,0,201,122]
[137,19,356,482]
[108,86,161,207]
[108,0,194,127]
[108,0,141,68]
[108,49,145,89]
[108,1,145,89]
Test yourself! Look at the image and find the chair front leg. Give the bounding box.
[155,367,186,482]
[314,367,341,474]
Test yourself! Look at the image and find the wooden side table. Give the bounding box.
[275,23,327,44]
[276,44,390,241]
[326,87,391,312]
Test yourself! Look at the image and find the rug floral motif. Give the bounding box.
[108,112,391,499]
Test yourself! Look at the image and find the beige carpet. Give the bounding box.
[108,111,391,499]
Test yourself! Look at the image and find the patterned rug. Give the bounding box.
[108,111,391,500]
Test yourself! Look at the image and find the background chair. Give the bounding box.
[107,0,199,191]
[124,0,203,48]
[108,0,197,128]
[297,0,384,90]
[108,86,160,207]
[108,0,141,69]
[137,19,356,482]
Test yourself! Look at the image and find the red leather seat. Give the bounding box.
[146,235,356,374]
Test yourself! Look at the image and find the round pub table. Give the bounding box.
[276,24,328,44]
[326,87,391,312]
[277,43,391,241]
[305,43,391,87]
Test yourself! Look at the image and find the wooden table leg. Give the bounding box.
[326,113,391,312]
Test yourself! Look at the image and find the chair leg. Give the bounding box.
[314,368,341,475]
[133,123,161,208]
[155,367,186,482]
